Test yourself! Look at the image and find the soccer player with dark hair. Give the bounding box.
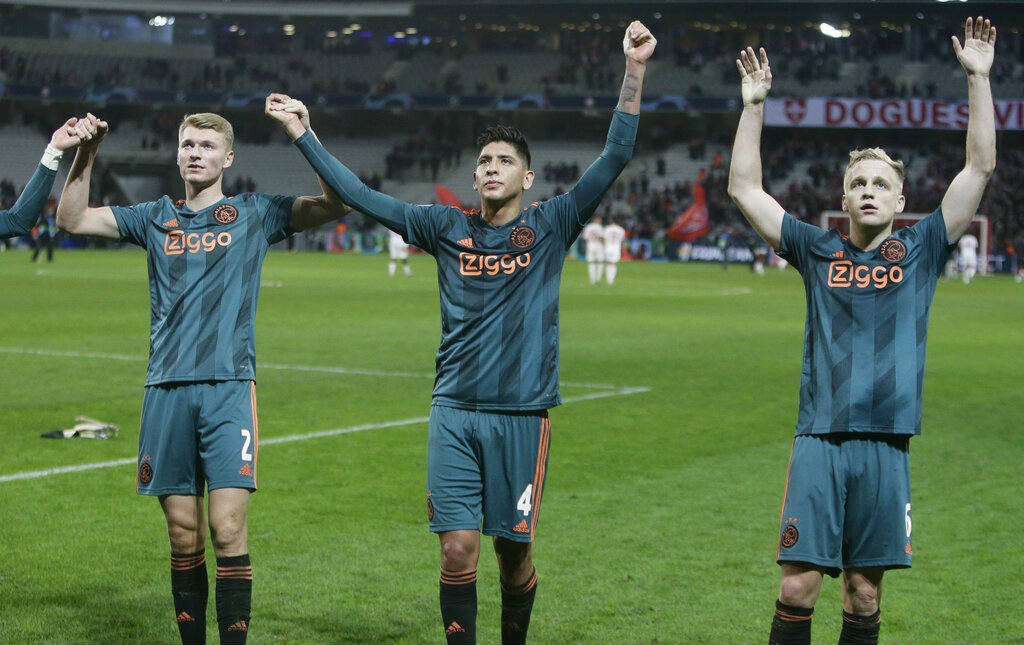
[727,16,996,645]
[56,100,349,645]
[0,117,94,240]
[270,20,656,645]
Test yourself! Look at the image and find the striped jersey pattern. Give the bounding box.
[778,209,954,436]
[112,193,294,385]
[292,109,638,413]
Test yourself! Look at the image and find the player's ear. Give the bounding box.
[223,149,234,169]
[841,193,849,213]
[522,169,535,190]
[472,170,479,192]
[895,193,906,213]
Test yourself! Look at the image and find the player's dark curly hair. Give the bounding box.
[476,125,531,169]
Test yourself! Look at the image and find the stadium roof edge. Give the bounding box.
[0,0,413,17]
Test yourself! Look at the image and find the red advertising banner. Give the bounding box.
[764,97,1024,130]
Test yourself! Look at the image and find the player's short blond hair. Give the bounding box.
[845,148,905,185]
[178,113,234,150]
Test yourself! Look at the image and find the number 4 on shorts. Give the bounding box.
[517,484,533,516]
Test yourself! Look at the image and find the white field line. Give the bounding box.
[0,347,651,484]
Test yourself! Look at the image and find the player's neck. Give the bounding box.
[480,195,524,227]
[849,223,893,251]
[183,180,226,212]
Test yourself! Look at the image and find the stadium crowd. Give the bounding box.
[1,7,1022,272]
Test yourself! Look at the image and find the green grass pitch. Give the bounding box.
[0,249,1019,644]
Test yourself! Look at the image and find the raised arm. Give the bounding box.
[264,94,351,231]
[566,22,655,222]
[727,47,785,250]
[0,117,92,238]
[267,94,412,235]
[55,113,121,239]
[941,16,997,241]
[617,20,657,115]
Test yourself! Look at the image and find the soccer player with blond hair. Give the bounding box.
[728,16,997,645]
[57,101,349,644]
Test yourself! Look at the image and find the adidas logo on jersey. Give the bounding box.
[457,237,474,247]
[513,519,530,533]
[238,463,253,477]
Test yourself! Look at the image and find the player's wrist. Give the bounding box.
[41,144,64,170]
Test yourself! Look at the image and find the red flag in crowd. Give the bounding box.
[667,181,709,242]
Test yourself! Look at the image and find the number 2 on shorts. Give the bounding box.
[240,428,253,462]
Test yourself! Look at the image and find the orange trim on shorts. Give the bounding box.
[250,381,259,490]
[776,438,797,561]
[528,416,551,539]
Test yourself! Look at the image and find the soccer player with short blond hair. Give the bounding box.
[57,100,349,645]
[728,16,996,645]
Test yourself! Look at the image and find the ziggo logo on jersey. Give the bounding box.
[163,230,233,255]
[828,260,904,289]
[459,252,531,276]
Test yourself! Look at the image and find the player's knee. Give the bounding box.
[209,516,247,553]
[166,519,203,552]
[778,575,817,607]
[440,537,478,571]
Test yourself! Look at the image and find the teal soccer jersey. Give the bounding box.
[294,111,638,411]
[112,193,294,385]
[778,209,955,436]
[0,164,57,239]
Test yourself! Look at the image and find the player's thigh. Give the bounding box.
[842,436,912,570]
[427,405,484,532]
[479,411,551,543]
[777,435,844,576]
[197,380,259,492]
[138,384,202,496]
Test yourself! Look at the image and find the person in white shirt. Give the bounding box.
[957,232,979,283]
[582,214,605,284]
[388,228,413,276]
[603,218,627,285]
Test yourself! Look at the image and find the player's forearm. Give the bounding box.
[728,104,767,195]
[571,110,638,214]
[616,59,646,115]
[55,149,97,233]
[964,73,996,177]
[0,164,57,238]
[292,131,408,232]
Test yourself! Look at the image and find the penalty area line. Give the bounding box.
[0,386,650,485]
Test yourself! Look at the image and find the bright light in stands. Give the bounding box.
[283,24,296,36]
[819,22,850,39]
[149,16,174,27]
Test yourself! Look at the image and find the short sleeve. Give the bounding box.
[254,193,297,244]
[111,202,157,248]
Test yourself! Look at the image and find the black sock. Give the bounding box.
[215,554,252,645]
[839,610,881,645]
[440,568,477,645]
[171,551,208,645]
[770,600,813,645]
[501,568,537,645]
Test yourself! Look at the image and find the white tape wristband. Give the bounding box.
[41,145,63,171]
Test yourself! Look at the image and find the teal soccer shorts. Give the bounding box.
[136,380,259,496]
[426,404,551,542]
[776,433,913,576]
